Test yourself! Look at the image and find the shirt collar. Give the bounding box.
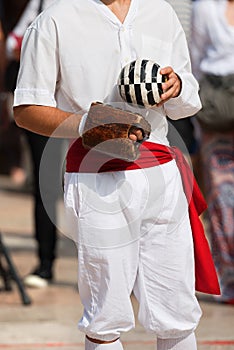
[89,0,139,27]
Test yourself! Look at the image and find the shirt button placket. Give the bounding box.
[118,25,132,67]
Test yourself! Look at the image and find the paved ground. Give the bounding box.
[0,175,234,350]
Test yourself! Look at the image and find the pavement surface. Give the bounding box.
[0,174,234,350]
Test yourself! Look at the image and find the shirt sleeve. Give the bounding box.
[14,14,59,108]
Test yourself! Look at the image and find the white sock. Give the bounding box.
[85,337,124,350]
[157,332,197,350]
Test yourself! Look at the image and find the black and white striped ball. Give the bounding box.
[118,58,167,108]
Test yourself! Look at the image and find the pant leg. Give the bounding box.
[25,131,63,267]
[77,242,139,342]
[64,160,201,341]
[64,170,144,341]
[133,161,202,339]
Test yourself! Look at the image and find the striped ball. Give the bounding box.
[118,59,167,108]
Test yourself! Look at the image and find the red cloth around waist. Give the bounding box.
[66,138,173,173]
[66,138,220,295]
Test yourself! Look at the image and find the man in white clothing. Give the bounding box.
[13,0,210,349]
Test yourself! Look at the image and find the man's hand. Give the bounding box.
[157,66,182,106]
[128,127,144,142]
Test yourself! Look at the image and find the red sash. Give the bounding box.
[66,138,220,295]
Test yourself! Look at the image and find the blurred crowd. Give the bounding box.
[0,0,233,304]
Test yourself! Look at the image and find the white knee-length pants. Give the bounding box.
[64,160,202,341]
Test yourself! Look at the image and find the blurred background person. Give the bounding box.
[166,0,200,180]
[190,0,234,304]
[6,0,64,288]
[0,0,28,185]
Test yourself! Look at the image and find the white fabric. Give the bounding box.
[64,160,202,340]
[85,337,123,350]
[190,0,234,80]
[14,0,201,146]
[14,0,202,342]
[157,332,197,350]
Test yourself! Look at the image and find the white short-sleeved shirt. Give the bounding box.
[14,0,201,145]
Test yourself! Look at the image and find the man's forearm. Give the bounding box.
[14,105,83,138]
